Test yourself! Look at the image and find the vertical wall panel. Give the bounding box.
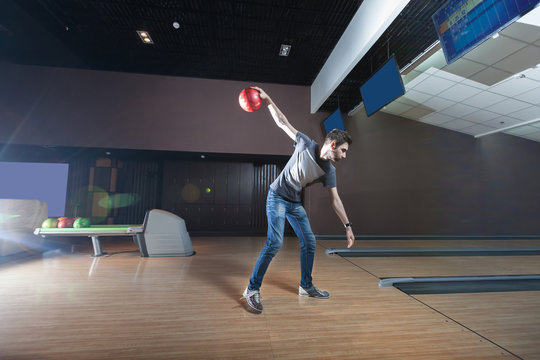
[227,163,240,204]
[116,160,160,224]
[252,164,280,231]
[239,163,254,205]
[65,158,92,218]
[214,163,228,205]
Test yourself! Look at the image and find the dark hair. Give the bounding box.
[325,129,352,147]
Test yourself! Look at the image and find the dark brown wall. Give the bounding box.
[306,109,540,236]
[0,61,326,155]
[3,62,540,236]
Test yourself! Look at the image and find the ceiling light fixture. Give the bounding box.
[137,30,153,44]
[475,116,540,138]
[279,44,291,57]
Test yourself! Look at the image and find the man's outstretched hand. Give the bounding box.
[346,227,355,248]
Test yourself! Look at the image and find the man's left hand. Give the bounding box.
[346,227,355,248]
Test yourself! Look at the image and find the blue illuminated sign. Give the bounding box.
[433,0,540,64]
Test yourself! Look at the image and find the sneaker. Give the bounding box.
[241,287,263,312]
[299,285,330,298]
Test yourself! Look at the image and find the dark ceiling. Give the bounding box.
[0,0,441,112]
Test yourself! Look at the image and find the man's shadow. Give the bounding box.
[265,276,298,295]
[190,239,302,312]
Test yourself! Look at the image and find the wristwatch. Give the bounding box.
[344,222,352,228]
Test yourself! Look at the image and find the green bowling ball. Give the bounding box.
[41,218,59,228]
[73,217,91,228]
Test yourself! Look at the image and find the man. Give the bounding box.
[242,87,354,313]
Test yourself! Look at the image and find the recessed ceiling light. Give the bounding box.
[173,21,180,29]
[279,44,291,57]
[137,30,153,44]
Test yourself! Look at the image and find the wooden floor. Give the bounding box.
[0,236,539,359]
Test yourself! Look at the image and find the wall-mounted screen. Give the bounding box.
[360,56,405,117]
[321,109,345,135]
[433,0,540,64]
[0,162,69,217]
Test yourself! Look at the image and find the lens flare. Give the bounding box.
[98,193,139,209]
[181,184,200,203]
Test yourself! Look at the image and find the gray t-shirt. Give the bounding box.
[270,132,336,202]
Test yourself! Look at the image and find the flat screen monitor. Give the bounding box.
[322,108,345,135]
[360,56,405,117]
[433,0,540,64]
[0,162,69,217]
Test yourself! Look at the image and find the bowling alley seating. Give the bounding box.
[0,199,48,257]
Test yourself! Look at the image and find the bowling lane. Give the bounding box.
[318,239,540,278]
[318,238,540,358]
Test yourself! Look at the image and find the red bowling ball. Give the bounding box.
[238,88,262,112]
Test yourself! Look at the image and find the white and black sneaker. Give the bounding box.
[241,287,263,312]
[299,285,330,298]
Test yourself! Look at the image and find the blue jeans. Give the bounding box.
[248,189,317,290]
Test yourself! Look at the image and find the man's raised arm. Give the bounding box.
[252,87,298,140]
